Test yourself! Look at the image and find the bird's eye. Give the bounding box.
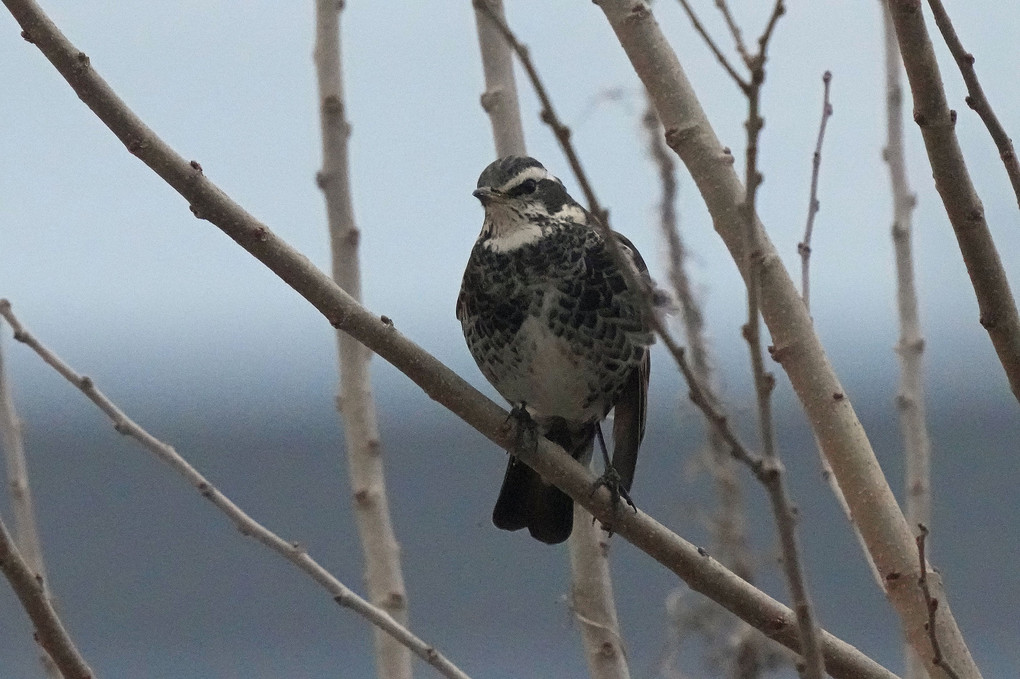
[508,178,538,197]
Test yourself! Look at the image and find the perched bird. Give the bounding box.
[457,156,654,544]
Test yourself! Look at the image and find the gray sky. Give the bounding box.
[1,1,1018,677]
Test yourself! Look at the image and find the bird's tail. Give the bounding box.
[492,422,594,544]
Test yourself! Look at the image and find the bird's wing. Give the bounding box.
[611,346,649,492]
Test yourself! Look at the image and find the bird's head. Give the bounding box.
[473,156,585,248]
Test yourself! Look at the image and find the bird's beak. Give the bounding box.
[472,186,503,206]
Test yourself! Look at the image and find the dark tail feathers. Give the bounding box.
[491,422,594,544]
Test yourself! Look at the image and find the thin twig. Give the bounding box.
[0,300,472,679]
[798,71,833,311]
[0,331,47,580]
[915,526,962,679]
[0,3,901,673]
[0,513,93,679]
[0,329,61,679]
[472,0,610,227]
[881,5,935,676]
[887,0,1020,404]
[924,0,1020,210]
[739,4,825,679]
[313,3,411,678]
[756,3,786,57]
[797,65,881,596]
[643,101,767,679]
[713,0,751,66]
[640,105,755,475]
[674,0,749,91]
[657,4,827,670]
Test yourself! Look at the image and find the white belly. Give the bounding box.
[496,316,601,423]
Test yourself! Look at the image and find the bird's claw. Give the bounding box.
[505,403,538,457]
[592,465,636,510]
[590,465,637,536]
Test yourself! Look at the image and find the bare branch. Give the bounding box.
[0,328,47,585]
[0,513,93,679]
[713,0,751,66]
[472,0,610,227]
[643,100,768,679]
[924,0,1020,210]
[880,4,935,676]
[0,300,472,679]
[739,8,825,678]
[795,70,880,594]
[799,71,833,311]
[886,0,1020,404]
[640,111,770,488]
[756,1,786,59]
[802,64,903,656]
[594,0,981,675]
[0,3,900,674]
[0,330,61,678]
[567,507,631,679]
[674,0,749,90]
[915,526,962,679]
[472,0,526,158]
[313,3,411,678]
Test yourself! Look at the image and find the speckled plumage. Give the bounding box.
[457,156,653,544]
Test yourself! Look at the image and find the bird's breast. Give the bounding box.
[489,315,604,424]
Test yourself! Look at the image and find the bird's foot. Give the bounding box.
[505,403,538,458]
[591,465,636,511]
[590,465,636,536]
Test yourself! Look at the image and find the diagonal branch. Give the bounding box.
[594,0,981,677]
[713,0,751,67]
[0,2,898,676]
[923,0,1020,210]
[673,0,749,91]
[886,0,1020,405]
[674,1,826,674]
[915,526,961,679]
[0,300,472,679]
[643,101,769,679]
[0,512,93,679]
[795,68,880,597]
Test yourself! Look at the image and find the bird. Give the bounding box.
[456,155,654,544]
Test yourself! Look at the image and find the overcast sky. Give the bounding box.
[1,1,1018,677]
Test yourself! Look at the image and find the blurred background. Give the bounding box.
[1,1,1018,677]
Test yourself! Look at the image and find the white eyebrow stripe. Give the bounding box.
[499,166,549,191]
